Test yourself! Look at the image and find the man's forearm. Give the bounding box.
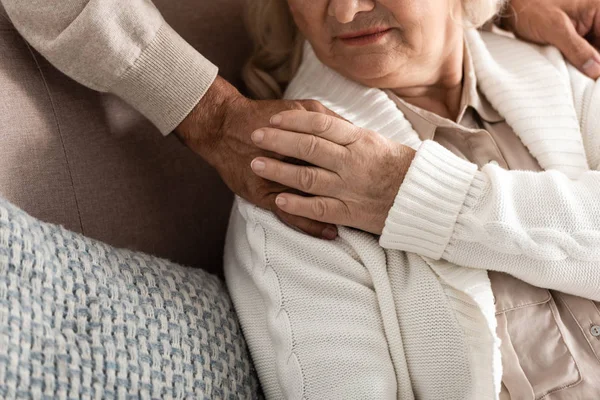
[1,0,218,134]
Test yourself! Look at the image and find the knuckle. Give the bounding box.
[551,13,577,39]
[546,11,564,28]
[304,100,325,113]
[343,204,352,220]
[292,100,308,111]
[336,148,350,169]
[312,114,332,133]
[312,198,328,219]
[357,128,374,145]
[260,128,273,141]
[551,11,569,27]
[298,135,319,159]
[297,167,317,192]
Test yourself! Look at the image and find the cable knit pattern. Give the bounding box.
[454,217,600,261]
[380,31,600,301]
[225,200,483,399]
[0,198,262,399]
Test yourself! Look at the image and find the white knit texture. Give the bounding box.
[225,29,600,400]
[285,42,422,150]
[381,31,600,301]
[225,200,476,400]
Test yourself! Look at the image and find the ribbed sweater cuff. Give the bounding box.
[110,22,219,135]
[379,140,479,259]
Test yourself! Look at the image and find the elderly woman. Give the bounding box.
[224,0,600,398]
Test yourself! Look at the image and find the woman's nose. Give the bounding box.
[328,0,376,24]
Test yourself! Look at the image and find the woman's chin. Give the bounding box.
[339,60,402,88]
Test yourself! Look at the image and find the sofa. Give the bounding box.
[0,0,251,277]
[0,1,264,398]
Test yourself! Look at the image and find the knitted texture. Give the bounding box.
[226,29,600,400]
[0,199,262,399]
[225,200,476,400]
[381,31,600,301]
[285,42,422,150]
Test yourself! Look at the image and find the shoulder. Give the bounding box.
[228,197,359,257]
[477,30,593,95]
[228,197,386,270]
[477,30,600,169]
[477,30,569,74]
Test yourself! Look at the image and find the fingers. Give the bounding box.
[273,193,350,226]
[251,127,346,171]
[273,208,338,240]
[270,110,362,146]
[591,6,600,50]
[251,157,340,197]
[549,11,600,79]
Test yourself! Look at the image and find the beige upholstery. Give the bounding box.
[0,1,251,275]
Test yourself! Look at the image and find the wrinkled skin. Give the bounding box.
[176,0,600,240]
[176,76,342,239]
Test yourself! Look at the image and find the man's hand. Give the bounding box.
[503,0,600,78]
[175,76,340,240]
[248,110,416,235]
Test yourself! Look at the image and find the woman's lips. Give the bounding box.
[338,28,392,46]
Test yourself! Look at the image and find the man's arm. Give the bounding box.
[1,0,339,239]
[1,0,218,135]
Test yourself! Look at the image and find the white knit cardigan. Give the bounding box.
[224,30,600,400]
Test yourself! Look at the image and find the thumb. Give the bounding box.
[549,12,600,79]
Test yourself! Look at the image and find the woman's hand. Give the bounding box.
[249,110,416,235]
[176,77,342,240]
[503,0,600,79]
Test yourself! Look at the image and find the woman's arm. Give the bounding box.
[380,140,600,300]
[248,110,600,299]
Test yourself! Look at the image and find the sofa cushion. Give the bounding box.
[0,197,262,399]
[0,1,251,275]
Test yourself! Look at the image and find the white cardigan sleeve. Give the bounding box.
[380,61,600,300]
[379,140,600,300]
[379,59,600,300]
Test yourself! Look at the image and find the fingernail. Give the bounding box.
[251,159,265,172]
[270,114,282,126]
[275,196,287,207]
[582,57,600,78]
[252,130,265,143]
[322,227,337,240]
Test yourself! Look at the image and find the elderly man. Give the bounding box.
[1,0,600,241]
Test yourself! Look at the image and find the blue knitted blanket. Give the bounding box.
[0,199,262,399]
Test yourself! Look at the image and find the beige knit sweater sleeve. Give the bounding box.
[1,0,218,135]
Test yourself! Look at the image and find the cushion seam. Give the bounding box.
[23,40,85,234]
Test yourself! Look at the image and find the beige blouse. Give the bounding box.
[385,45,600,399]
